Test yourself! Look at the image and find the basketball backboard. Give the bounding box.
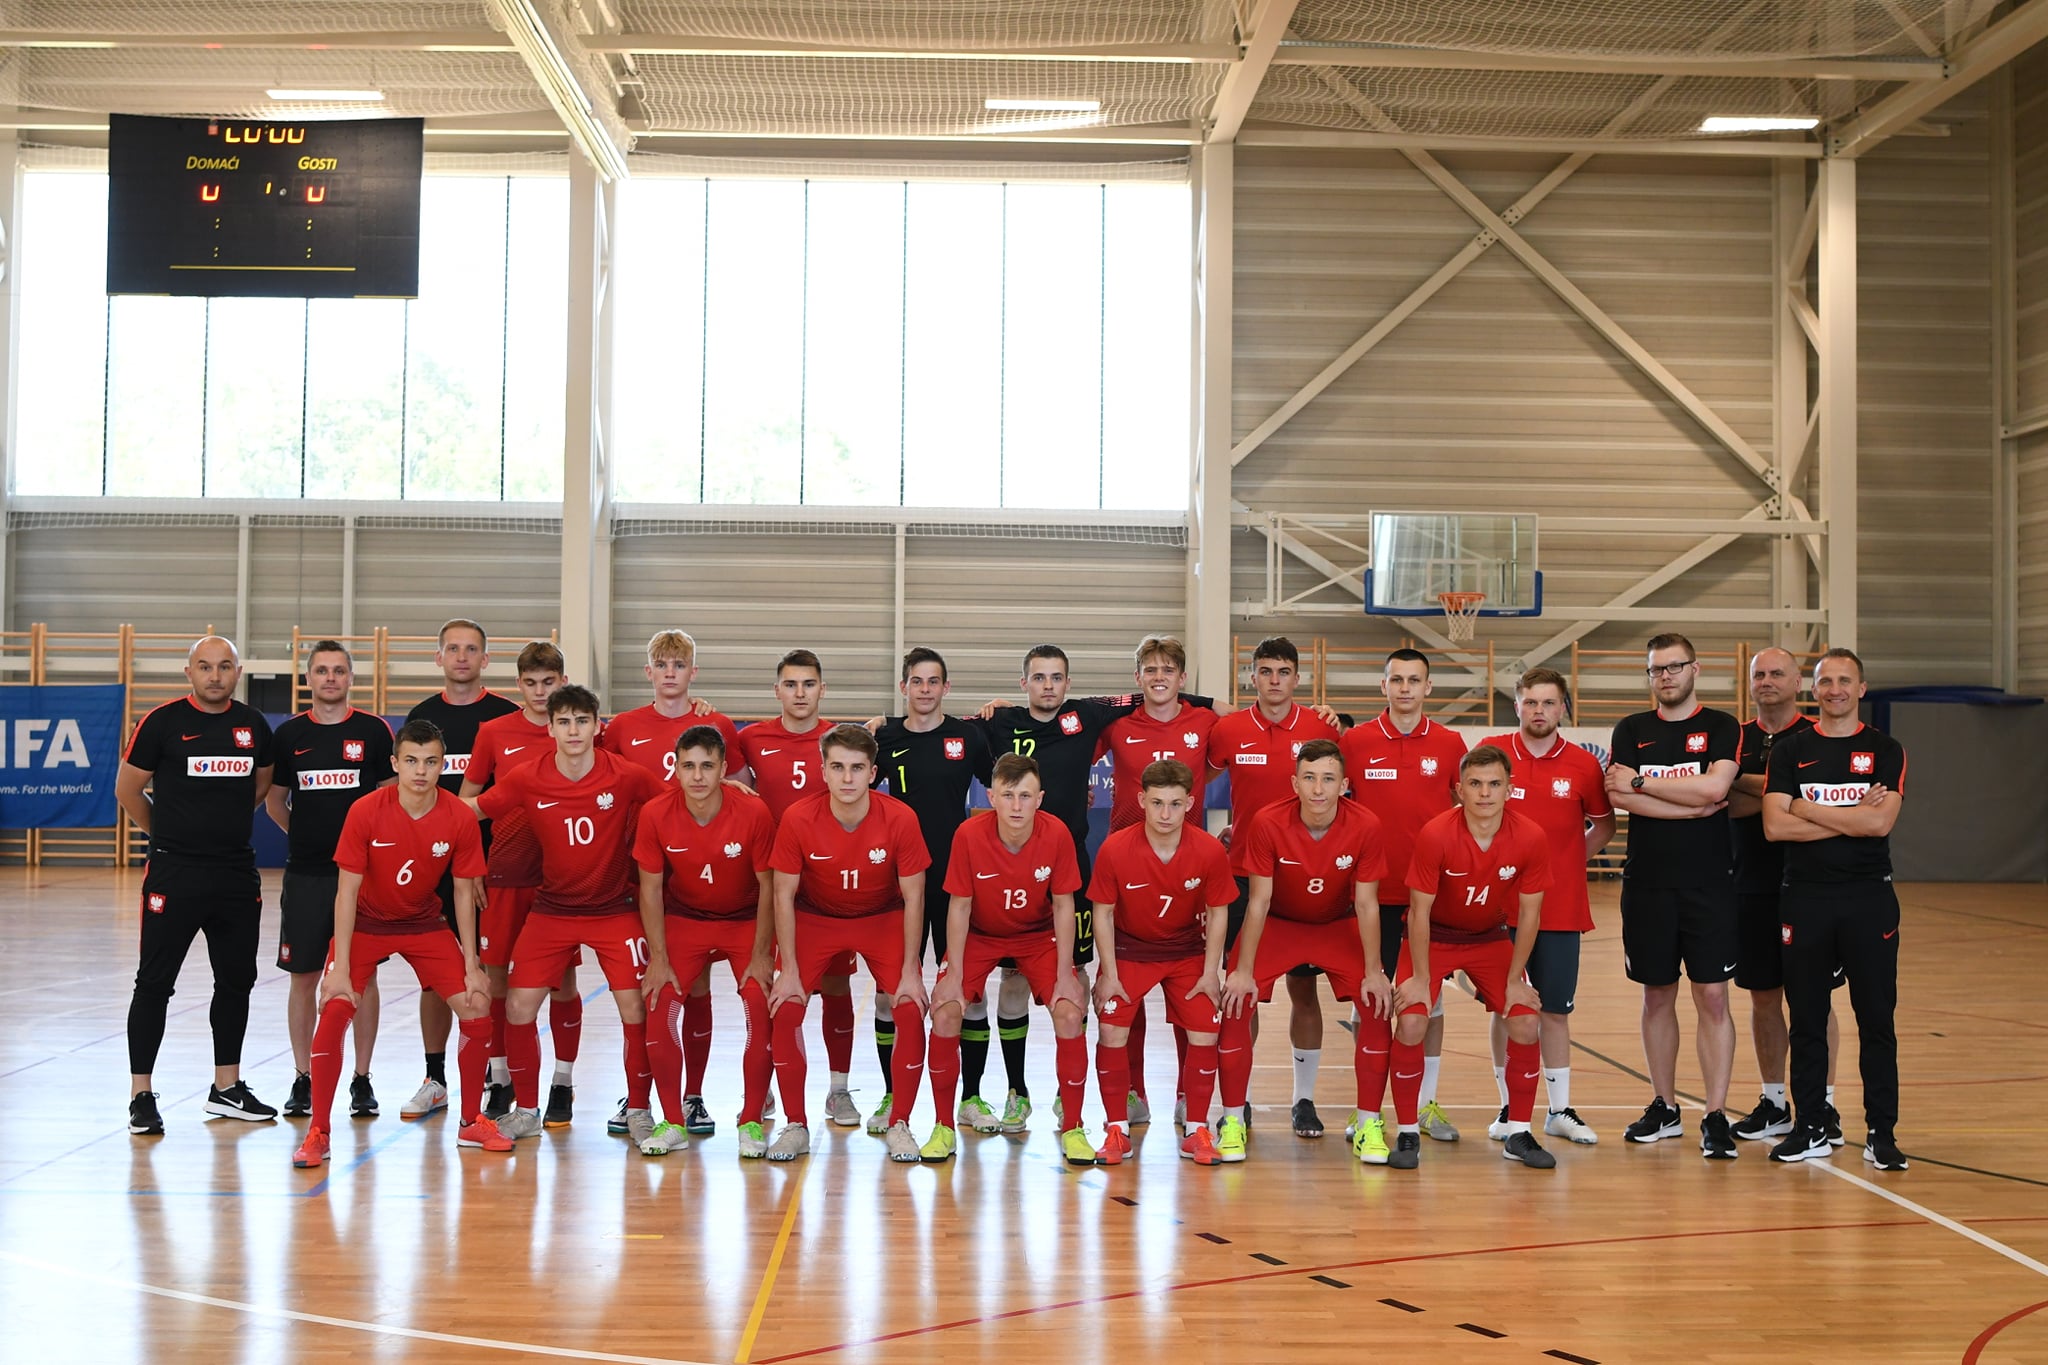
[1362,511,1542,617]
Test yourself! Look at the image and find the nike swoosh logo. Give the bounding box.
[504,746,525,754]
[976,872,999,879]
[371,840,396,848]
[759,748,781,756]
[1122,737,1146,744]
[1012,729,1035,737]
[295,748,314,755]
[1563,998,1575,1010]
[536,800,560,809]
[891,750,909,758]
[1882,929,1897,940]
[1444,871,1468,878]
[1367,756,1388,764]
[1798,760,1820,769]
[182,733,203,741]
[1124,882,1149,890]
[1637,741,1657,749]
[631,737,653,746]
[665,846,690,854]
[1238,741,1257,749]
[1722,963,1738,973]
[809,853,833,861]
[1278,858,1302,865]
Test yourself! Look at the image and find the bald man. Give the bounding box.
[119,636,279,1134]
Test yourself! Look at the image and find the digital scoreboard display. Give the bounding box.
[106,114,424,299]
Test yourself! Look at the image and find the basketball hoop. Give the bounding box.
[1438,591,1486,643]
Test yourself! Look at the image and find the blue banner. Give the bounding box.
[0,684,127,828]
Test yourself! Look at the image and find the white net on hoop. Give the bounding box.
[1439,592,1485,643]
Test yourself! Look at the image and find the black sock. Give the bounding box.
[425,1051,446,1086]
[875,1015,896,1082]
[999,1015,1030,1098]
[960,1017,992,1098]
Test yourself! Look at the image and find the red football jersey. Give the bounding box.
[477,750,664,916]
[1237,796,1388,926]
[1100,703,1219,831]
[1406,806,1552,942]
[1207,704,1342,874]
[735,716,836,823]
[1481,731,1612,933]
[466,709,556,884]
[600,703,744,782]
[1086,823,1235,964]
[1340,712,1468,904]
[632,785,776,921]
[942,809,1083,948]
[334,787,487,935]
[769,789,931,920]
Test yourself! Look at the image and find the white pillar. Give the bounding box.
[1816,158,1857,651]
[561,152,617,702]
[1188,144,1234,695]
[1771,161,1810,648]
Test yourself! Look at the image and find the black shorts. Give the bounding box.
[135,859,262,1000]
[1071,837,1096,966]
[1523,929,1582,1014]
[1378,903,1409,980]
[1619,878,1740,987]
[276,868,340,974]
[434,867,461,935]
[1735,890,1785,992]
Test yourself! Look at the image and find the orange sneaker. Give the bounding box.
[458,1115,515,1152]
[1097,1125,1133,1166]
[292,1127,331,1169]
[1179,1126,1221,1166]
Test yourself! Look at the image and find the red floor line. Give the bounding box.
[1962,1298,2048,1364]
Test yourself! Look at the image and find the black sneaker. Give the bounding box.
[606,1097,630,1136]
[1822,1102,1845,1147]
[1291,1098,1324,1138]
[1623,1097,1682,1143]
[544,1083,575,1128]
[483,1082,513,1121]
[1700,1109,1738,1160]
[349,1074,379,1119]
[1770,1123,1834,1163]
[283,1072,312,1118]
[129,1091,164,1136]
[1502,1130,1556,1169]
[1388,1130,1422,1170]
[684,1094,716,1136]
[1732,1094,1791,1140]
[1863,1134,1909,1171]
[204,1081,278,1122]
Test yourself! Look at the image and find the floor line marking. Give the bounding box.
[735,1167,806,1364]
[1962,1299,2048,1364]
[1812,1162,2048,1278]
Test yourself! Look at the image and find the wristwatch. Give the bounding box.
[1631,775,1646,791]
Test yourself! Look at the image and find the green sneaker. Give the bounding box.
[1216,1114,1249,1163]
[639,1120,687,1156]
[918,1123,958,1163]
[866,1092,894,1136]
[737,1120,769,1159]
[1001,1090,1033,1133]
[1060,1126,1099,1166]
[1351,1115,1390,1165]
[1419,1100,1461,1142]
[959,1094,1003,1135]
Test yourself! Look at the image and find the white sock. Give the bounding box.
[488,1057,509,1084]
[1225,1104,1245,1121]
[1825,1084,1836,1104]
[552,1060,574,1084]
[1507,1120,1531,1136]
[1493,1066,1509,1107]
[1419,1056,1441,1106]
[1292,1049,1321,1104]
[1355,1108,1375,1129]
[1545,1067,1570,1113]
[830,1070,850,1092]
[1109,1119,1129,1133]
[1763,1082,1787,1105]
[1398,1123,1420,1135]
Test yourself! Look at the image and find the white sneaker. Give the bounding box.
[1544,1107,1600,1145]
[1172,1096,1186,1129]
[624,1107,655,1147]
[1486,1104,1511,1141]
[497,1105,544,1140]
[882,1119,922,1163]
[824,1089,861,1128]
[1127,1091,1152,1126]
[400,1078,449,1121]
[766,1124,811,1161]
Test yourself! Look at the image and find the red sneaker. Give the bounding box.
[458,1116,516,1152]
[1097,1125,1133,1166]
[292,1127,331,1169]
[1180,1126,1221,1166]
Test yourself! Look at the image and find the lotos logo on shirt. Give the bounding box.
[343,739,365,762]
[1235,753,1267,766]
[1686,732,1708,753]
[1335,854,1354,870]
[1183,732,1199,748]
[1552,778,1572,798]
[187,756,255,776]
[944,738,965,760]
[1059,713,1082,735]
[723,841,742,858]
[1850,752,1874,775]
[297,769,359,790]
[442,753,470,775]
[431,840,451,857]
[1419,757,1438,776]
[596,792,615,811]
[868,847,888,864]
[232,727,254,749]
[1499,865,1517,879]
[1183,877,1202,890]
[147,893,166,914]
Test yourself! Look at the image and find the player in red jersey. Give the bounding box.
[1218,740,1389,1163]
[470,686,667,1145]
[631,724,778,1157]
[735,648,860,1126]
[924,754,1090,1164]
[1387,746,1555,1171]
[1089,759,1237,1166]
[763,724,932,1162]
[293,720,509,1168]
[1478,668,1614,1145]
[1339,647,1468,1143]
[1100,636,1220,833]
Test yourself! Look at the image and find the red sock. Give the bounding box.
[1125,999,1148,1100]
[489,994,508,1062]
[507,1018,542,1108]
[771,1000,810,1125]
[822,990,855,1075]
[456,1015,490,1122]
[309,997,354,1129]
[1218,1006,1255,1109]
[1354,1006,1392,1112]
[1183,1042,1219,1130]
[1057,1033,1088,1131]
[550,992,583,1065]
[623,1017,652,1110]
[1173,1023,1191,1105]
[887,1001,925,1126]
[1506,1036,1540,1124]
[928,1029,960,1128]
[738,979,772,1125]
[683,988,713,1096]
[1096,1042,1131,1126]
[1391,1034,1425,1126]
[647,985,686,1122]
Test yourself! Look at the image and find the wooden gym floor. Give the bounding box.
[1,868,2044,1364]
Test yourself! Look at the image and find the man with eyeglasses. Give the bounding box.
[1605,633,1742,1159]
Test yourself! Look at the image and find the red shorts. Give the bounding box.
[479,885,535,968]
[509,911,647,993]
[793,910,907,997]
[938,937,1080,1011]
[1395,937,1535,1018]
[332,930,471,1002]
[1228,917,1366,1002]
[666,915,760,989]
[1100,955,1221,1032]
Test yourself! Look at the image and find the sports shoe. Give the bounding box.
[204,1081,278,1122]
[1291,1098,1324,1138]
[960,1095,1002,1135]
[1179,1127,1222,1166]
[292,1126,331,1168]
[1418,1100,1460,1142]
[1701,1109,1738,1161]
[457,1116,514,1151]
[401,1078,449,1121]
[1388,1130,1422,1170]
[483,1082,513,1121]
[1060,1127,1099,1166]
[1864,1135,1909,1171]
[497,1105,545,1140]
[1486,1103,1511,1141]
[1823,1102,1845,1147]
[1171,1096,1186,1129]
[1351,1115,1390,1165]
[825,1089,861,1128]
[766,1124,810,1162]
[762,1088,777,1122]
[1216,1114,1249,1162]
[1002,1090,1033,1133]
[919,1124,958,1163]
[1127,1092,1152,1126]
[606,1097,630,1135]
[1097,1126,1133,1166]
[640,1120,688,1156]
[624,1107,655,1147]
[1770,1124,1834,1163]
[349,1074,379,1119]
[865,1093,894,1136]
[1624,1097,1683,1144]
[683,1094,715,1136]
[1545,1108,1599,1145]
[737,1121,769,1159]
[128,1091,164,1136]
[883,1119,922,1163]
[543,1084,574,1128]
[1732,1094,1792,1141]
[1502,1130,1557,1169]
[284,1073,312,1118]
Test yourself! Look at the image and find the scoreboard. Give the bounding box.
[106,114,424,299]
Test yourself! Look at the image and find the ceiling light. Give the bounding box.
[1698,115,1819,133]
[267,88,385,102]
[984,98,1101,112]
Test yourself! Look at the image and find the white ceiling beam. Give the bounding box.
[636,124,1201,145]
[0,29,511,51]
[1827,0,2048,157]
[486,0,632,179]
[1208,0,1303,145]
[588,34,1238,62]
[1272,44,1946,81]
[1237,128,1821,157]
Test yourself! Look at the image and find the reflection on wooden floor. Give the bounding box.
[2,869,2045,1364]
